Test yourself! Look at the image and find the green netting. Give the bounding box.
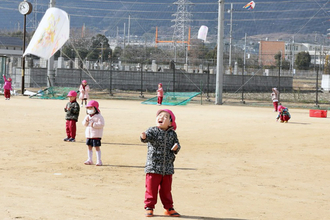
[142,92,201,106]
[29,87,79,100]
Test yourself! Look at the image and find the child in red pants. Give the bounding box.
[140,109,181,217]
[276,105,291,123]
[271,88,279,112]
[157,83,164,106]
[64,91,80,142]
[3,74,12,100]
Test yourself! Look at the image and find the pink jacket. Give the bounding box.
[157,88,163,97]
[82,113,105,138]
[79,84,90,100]
[3,75,12,90]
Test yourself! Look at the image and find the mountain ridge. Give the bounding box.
[1,0,330,44]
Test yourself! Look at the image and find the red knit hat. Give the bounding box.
[156,109,176,130]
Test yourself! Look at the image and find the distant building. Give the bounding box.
[258,40,285,66]
[285,42,330,65]
[0,36,23,56]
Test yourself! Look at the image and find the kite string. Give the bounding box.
[294,0,330,35]
[60,44,103,90]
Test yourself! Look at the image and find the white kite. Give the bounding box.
[23,7,70,59]
[197,25,208,41]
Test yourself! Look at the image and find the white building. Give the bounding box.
[285,42,330,65]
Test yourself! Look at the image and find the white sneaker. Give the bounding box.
[96,161,103,166]
[84,160,93,165]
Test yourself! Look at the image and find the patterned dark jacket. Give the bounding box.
[64,101,80,121]
[141,126,181,175]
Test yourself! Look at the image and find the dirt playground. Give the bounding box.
[1,96,329,220]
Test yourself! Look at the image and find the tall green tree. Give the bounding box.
[295,51,311,70]
[88,34,111,61]
[274,52,290,70]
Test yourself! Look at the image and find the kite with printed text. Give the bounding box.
[243,1,255,10]
[23,7,70,60]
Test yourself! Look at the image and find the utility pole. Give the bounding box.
[123,23,126,63]
[241,33,247,104]
[47,0,56,87]
[291,36,295,75]
[116,26,119,45]
[128,15,130,45]
[228,3,233,71]
[22,10,27,94]
[19,0,33,94]
[215,0,224,105]
[278,51,282,102]
[315,48,320,107]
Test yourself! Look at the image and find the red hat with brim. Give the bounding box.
[157,109,176,130]
[86,100,100,112]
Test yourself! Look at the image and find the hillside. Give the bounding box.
[1,0,330,44]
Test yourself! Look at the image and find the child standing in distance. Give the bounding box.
[140,109,181,217]
[79,80,90,107]
[276,105,291,123]
[64,91,80,142]
[3,74,12,100]
[82,100,105,166]
[271,88,279,112]
[157,83,164,106]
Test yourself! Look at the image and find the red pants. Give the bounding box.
[144,173,173,209]
[157,96,163,105]
[4,89,10,99]
[280,115,290,122]
[65,119,77,139]
[273,101,278,111]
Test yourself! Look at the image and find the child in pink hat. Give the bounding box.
[64,91,80,142]
[157,83,164,106]
[140,109,181,217]
[79,80,90,107]
[3,74,13,100]
[82,100,105,166]
[276,105,291,123]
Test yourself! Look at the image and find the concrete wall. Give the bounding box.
[13,68,293,93]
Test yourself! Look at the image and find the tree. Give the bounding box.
[88,34,111,61]
[324,55,330,74]
[274,52,282,67]
[274,52,290,70]
[295,51,311,70]
[111,46,122,63]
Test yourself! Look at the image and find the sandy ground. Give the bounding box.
[1,96,330,220]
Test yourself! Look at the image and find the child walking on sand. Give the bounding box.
[276,105,291,123]
[79,80,90,107]
[64,91,80,142]
[140,109,181,217]
[157,83,164,106]
[3,74,12,100]
[82,100,105,166]
[271,88,279,112]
